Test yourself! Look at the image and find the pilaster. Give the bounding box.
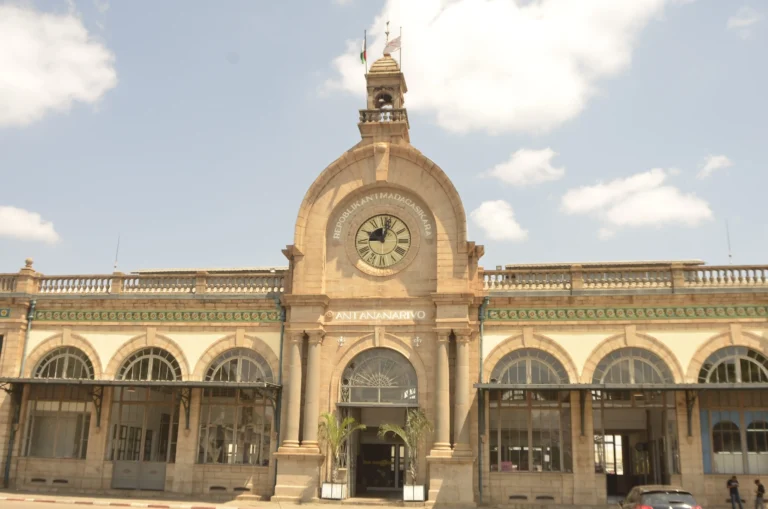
[431,329,452,455]
[301,330,325,451]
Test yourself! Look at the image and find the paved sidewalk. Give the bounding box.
[0,493,257,509]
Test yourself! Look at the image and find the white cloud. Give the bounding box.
[470,200,528,242]
[727,6,763,38]
[326,0,687,134]
[483,148,565,187]
[561,169,712,236]
[0,4,117,128]
[0,206,60,244]
[697,154,733,179]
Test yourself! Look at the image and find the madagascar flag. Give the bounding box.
[360,31,367,65]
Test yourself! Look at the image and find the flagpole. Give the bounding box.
[400,26,403,71]
[364,29,367,73]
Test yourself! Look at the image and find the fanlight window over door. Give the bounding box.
[489,348,569,384]
[698,346,768,383]
[34,346,94,379]
[205,348,274,383]
[117,347,181,381]
[592,347,674,384]
[340,348,417,405]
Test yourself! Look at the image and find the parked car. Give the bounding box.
[619,485,702,509]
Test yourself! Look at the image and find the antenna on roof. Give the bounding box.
[113,234,121,272]
[725,220,732,265]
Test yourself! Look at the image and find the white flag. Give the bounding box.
[383,36,401,55]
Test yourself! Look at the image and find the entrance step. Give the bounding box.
[316,497,426,507]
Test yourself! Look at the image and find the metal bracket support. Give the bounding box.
[179,387,192,430]
[89,386,104,427]
[685,389,698,437]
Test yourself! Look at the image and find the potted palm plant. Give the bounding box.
[378,408,434,502]
[318,411,366,500]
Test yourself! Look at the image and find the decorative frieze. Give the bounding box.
[32,309,281,323]
[486,305,768,321]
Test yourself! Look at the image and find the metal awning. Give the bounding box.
[0,377,281,429]
[474,382,768,391]
[0,376,280,390]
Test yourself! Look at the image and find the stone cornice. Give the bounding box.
[281,294,330,307]
[431,292,475,306]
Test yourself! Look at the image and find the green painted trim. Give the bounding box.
[0,308,10,319]
[486,305,768,321]
[33,309,280,323]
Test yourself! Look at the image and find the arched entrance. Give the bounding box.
[108,348,182,491]
[590,348,679,499]
[337,348,418,498]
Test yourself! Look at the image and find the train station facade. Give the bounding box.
[1,55,767,507]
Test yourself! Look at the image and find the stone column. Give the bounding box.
[281,332,304,448]
[453,332,472,453]
[433,331,451,451]
[301,331,324,450]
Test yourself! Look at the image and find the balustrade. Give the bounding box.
[683,266,768,287]
[483,270,571,290]
[38,276,112,294]
[0,275,17,293]
[582,268,672,289]
[122,275,195,294]
[359,108,409,124]
[2,263,768,296]
[206,275,284,294]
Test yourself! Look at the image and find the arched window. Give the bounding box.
[747,421,768,453]
[340,348,417,404]
[698,347,768,383]
[713,421,742,453]
[198,348,274,466]
[204,348,273,384]
[24,346,94,459]
[117,347,181,381]
[488,348,573,473]
[34,346,94,379]
[490,348,569,384]
[592,348,674,384]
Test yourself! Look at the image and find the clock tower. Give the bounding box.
[273,52,484,505]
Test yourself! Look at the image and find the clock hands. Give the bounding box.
[368,217,393,243]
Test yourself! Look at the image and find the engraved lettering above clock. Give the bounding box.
[355,214,411,268]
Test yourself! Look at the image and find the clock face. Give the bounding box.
[355,214,412,268]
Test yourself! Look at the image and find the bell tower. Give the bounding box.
[359,53,410,144]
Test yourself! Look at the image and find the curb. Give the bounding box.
[0,497,242,509]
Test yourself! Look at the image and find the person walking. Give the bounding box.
[730,476,744,509]
[755,479,765,509]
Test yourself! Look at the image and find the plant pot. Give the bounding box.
[403,484,425,501]
[321,482,348,500]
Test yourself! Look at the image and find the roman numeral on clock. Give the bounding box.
[358,246,370,256]
[398,238,409,244]
[395,246,406,256]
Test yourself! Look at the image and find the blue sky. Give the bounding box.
[0,0,766,275]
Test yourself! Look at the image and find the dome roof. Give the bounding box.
[368,54,400,75]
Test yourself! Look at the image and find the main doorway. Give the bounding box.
[337,348,419,499]
[109,348,182,491]
[343,408,408,498]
